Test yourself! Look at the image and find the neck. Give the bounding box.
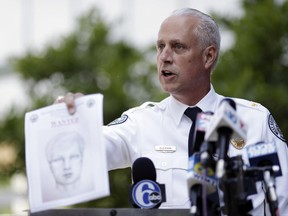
[172,84,211,106]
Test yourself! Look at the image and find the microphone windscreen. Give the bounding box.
[132,157,156,183]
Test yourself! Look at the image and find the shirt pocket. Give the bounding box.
[142,153,189,207]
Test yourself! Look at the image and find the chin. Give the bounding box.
[161,86,170,93]
[162,85,175,93]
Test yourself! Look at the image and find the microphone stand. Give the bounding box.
[190,184,203,216]
[189,150,220,216]
[263,169,279,216]
[216,127,233,179]
[245,166,280,216]
[219,156,253,216]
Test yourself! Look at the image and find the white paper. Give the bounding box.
[25,94,110,213]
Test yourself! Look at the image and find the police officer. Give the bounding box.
[55,8,288,215]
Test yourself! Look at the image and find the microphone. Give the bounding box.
[204,98,247,142]
[204,98,248,178]
[191,111,214,153]
[245,141,282,216]
[192,111,217,170]
[200,140,217,169]
[187,152,217,215]
[129,157,166,209]
[184,110,218,177]
[246,141,282,180]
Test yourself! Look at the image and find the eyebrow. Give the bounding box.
[156,39,163,44]
[157,39,183,45]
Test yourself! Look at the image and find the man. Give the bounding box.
[46,131,85,192]
[55,8,288,215]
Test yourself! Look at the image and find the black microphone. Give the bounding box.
[129,157,166,209]
[200,140,217,169]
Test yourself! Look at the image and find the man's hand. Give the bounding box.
[54,92,84,115]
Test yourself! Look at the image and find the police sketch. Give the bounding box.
[25,94,109,212]
[45,131,85,193]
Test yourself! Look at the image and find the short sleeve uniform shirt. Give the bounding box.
[103,86,288,215]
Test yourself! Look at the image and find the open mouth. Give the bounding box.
[162,70,174,77]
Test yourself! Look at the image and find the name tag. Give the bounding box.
[155,145,176,153]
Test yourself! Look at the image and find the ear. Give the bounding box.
[202,45,217,69]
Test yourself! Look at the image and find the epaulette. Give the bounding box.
[234,98,267,112]
[139,101,157,108]
[108,102,158,126]
[124,101,158,114]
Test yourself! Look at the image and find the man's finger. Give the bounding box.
[64,93,77,115]
[54,92,84,115]
[54,95,64,104]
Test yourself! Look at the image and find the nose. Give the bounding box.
[63,158,71,170]
[159,47,173,63]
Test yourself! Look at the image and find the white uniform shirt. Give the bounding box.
[103,86,288,215]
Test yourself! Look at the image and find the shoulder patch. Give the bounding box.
[268,114,286,142]
[107,114,128,126]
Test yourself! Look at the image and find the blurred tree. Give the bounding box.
[0,7,164,208]
[13,8,163,121]
[213,0,288,139]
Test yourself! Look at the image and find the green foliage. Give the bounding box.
[11,8,163,124]
[0,108,26,180]
[213,0,288,139]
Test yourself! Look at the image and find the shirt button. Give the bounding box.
[161,161,167,167]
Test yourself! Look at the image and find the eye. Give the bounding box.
[156,43,165,52]
[51,157,64,164]
[174,43,185,50]
[70,154,80,160]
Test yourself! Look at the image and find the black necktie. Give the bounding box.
[184,107,202,157]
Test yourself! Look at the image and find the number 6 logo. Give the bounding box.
[132,180,162,208]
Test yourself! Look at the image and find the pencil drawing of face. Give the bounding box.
[46,131,85,191]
